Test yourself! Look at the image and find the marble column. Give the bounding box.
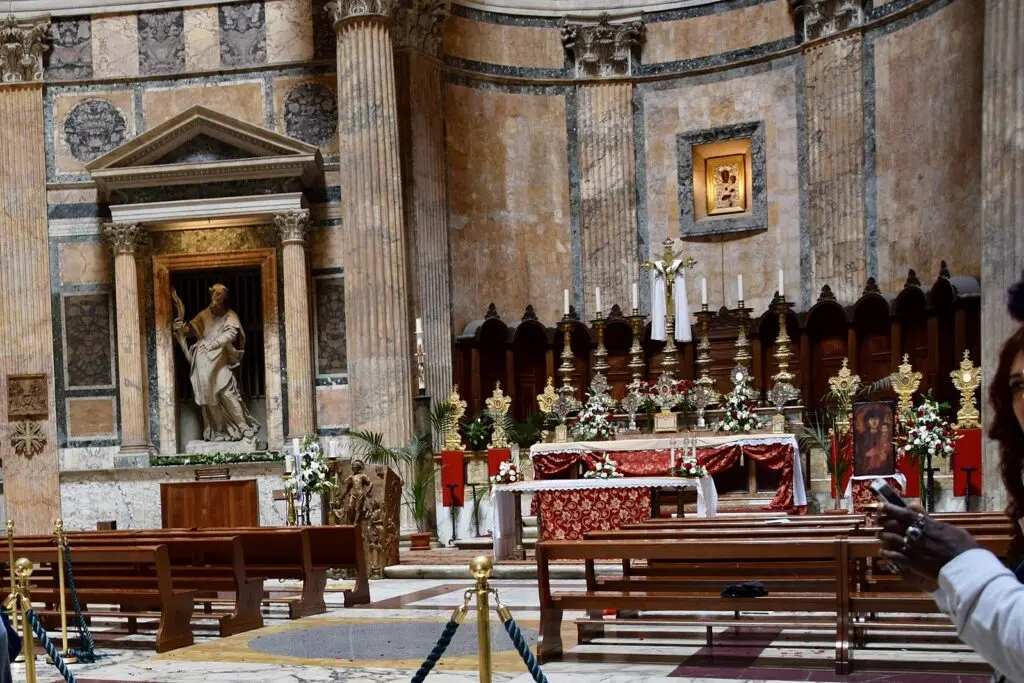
[562,17,644,314]
[329,0,415,446]
[802,33,866,304]
[394,1,453,407]
[275,211,317,438]
[980,0,1023,512]
[0,15,59,533]
[104,223,152,459]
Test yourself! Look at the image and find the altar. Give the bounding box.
[491,476,717,560]
[529,433,807,510]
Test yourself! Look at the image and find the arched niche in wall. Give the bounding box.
[928,272,958,406]
[805,288,849,407]
[851,286,892,385]
[892,274,931,395]
[509,307,551,420]
[456,306,510,416]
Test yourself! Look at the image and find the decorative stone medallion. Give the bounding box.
[7,375,48,420]
[63,100,129,162]
[11,421,46,458]
[283,83,338,148]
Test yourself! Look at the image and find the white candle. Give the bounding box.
[737,274,744,303]
[701,278,708,306]
[284,454,294,474]
[631,281,639,310]
[293,437,300,456]
[563,289,570,315]
[329,441,338,459]
[415,317,423,334]
[778,269,785,298]
[595,286,602,313]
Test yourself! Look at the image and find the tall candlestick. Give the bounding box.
[563,289,569,315]
[777,269,784,298]
[595,286,602,314]
[631,281,639,310]
[737,274,744,303]
[701,278,708,306]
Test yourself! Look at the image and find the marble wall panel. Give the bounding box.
[640,62,801,314]
[142,80,265,128]
[644,1,793,65]
[273,74,338,154]
[53,91,135,175]
[184,6,222,71]
[311,0,336,60]
[138,9,186,75]
[66,397,117,440]
[48,17,93,80]
[316,385,351,428]
[443,15,563,69]
[58,242,110,286]
[219,1,268,68]
[872,0,983,292]
[63,293,114,388]
[313,275,346,375]
[265,0,314,64]
[446,83,571,332]
[48,188,99,206]
[311,225,344,270]
[91,14,140,78]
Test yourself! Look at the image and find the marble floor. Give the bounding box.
[18,578,993,683]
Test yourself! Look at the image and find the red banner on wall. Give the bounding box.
[487,448,512,479]
[953,428,983,497]
[440,450,465,507]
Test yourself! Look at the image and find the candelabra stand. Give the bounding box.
[627,310,645,381]
[694,305,717,403]
[767,296,798,432]
[558,316,575,389]
[733,302,753,371]
[284,473,297,526]
[415,344,426,397]
[661,313,679,373]
[592,312,609,375]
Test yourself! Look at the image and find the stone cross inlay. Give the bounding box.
[789,0,864,42]
[0,15,51,82]
[561,13,644,79]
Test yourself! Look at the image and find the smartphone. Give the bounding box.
[869,479,908,508]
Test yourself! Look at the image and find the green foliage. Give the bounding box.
[348,429,413,470]
[153,452,283,467]
[799,408,849,501]
[464,413,492,451]
[509,412,548,449]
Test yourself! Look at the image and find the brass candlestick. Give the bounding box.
[415,342,426,397]
[662,312,679,372]
[694,304,714,388]
[592,313,609,374]
[558,316,575,389]
[770,296,795,385]
[627,310,645,381]
[733,302,753,370]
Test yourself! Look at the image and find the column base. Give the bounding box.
[114,446,152,468]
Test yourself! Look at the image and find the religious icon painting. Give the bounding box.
[852,401,897,477]
[705,153,747,215]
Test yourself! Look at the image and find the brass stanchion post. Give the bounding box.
[52,519,75,664]
[15,557,36,683]
[6,520,16,633]
[471,556,493,683]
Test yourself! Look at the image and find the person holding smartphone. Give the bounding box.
[877,276,1024,683]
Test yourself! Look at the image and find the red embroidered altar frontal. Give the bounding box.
[534,487,651,541]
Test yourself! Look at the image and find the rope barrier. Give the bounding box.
[410,604,467,683]
[495,599,548,683]
[27,609,77,683]
[60,541,96,663]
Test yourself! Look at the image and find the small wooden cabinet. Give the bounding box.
[160,480,259,528]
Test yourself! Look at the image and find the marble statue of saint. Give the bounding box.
[173,284,260,443]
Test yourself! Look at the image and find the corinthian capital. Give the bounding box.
[103,223,146,255]
[0,15,51,83]
[275,210,312,245]
[561,14,644,79]
[393,0,450,55]
[327,0,399,27]
[790,0,864,42]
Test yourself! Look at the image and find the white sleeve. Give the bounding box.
[929,587,950,615]
[938,548,1024,681]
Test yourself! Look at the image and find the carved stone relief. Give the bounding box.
[7,375,48,419]
[10,421,46,458]
[138,9,185,76]
[63,100,129,163]
[327,0,400,24]
[392,0,450,55]
[0,15,51,82]
[561,14,644,79]
[283,83,338,148]
[219,2,267,67]
[790,0,865,41]
[47,17,91,80]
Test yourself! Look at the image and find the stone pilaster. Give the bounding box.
[0,21,58,531]
[980,0,1024,512]
[394,1,454,407]
[104,223,152,459]
[275,210,317,438]
[329,0,415,446]
[801,28,866,303]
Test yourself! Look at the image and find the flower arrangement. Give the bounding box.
[490,460,522,485]
[584,455,622,479]
[285,435,335,525]
[715,387,763,433]
[570,404,616,441]
[674,453,707,478]
[641,377,694,412]
[898,397,960,495]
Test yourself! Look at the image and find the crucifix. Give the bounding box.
[642,237,697,373]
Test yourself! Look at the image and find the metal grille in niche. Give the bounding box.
[170,268,265,401]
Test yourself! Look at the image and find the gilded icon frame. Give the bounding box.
[705,153,747,216]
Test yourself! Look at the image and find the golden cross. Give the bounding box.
[641,237,697,311]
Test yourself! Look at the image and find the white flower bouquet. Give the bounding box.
[674,454,707,478]
[584,454,622,479]
[490,460,522,485]
[715,388,763,433]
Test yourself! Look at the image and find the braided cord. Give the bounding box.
[27,609,78,683]
[410,619,460,683]
[61,541,96,662]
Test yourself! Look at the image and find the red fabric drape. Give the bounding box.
[953,428,983,496]
[697,443,796,510]
[851,476,904,513]
[531,452,581,478]
[897,454,921,498]
[440,450,465,507]
[535,487,652,541]
[830,432,854,496]
[487,448,511,478]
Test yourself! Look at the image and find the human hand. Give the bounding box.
[173,320,184,333]
[876,503,979,581]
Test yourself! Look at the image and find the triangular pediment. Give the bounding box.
[86,105,324,198]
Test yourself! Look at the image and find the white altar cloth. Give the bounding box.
[491,476,718,560]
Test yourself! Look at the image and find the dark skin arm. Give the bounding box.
[876,502,980,582]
